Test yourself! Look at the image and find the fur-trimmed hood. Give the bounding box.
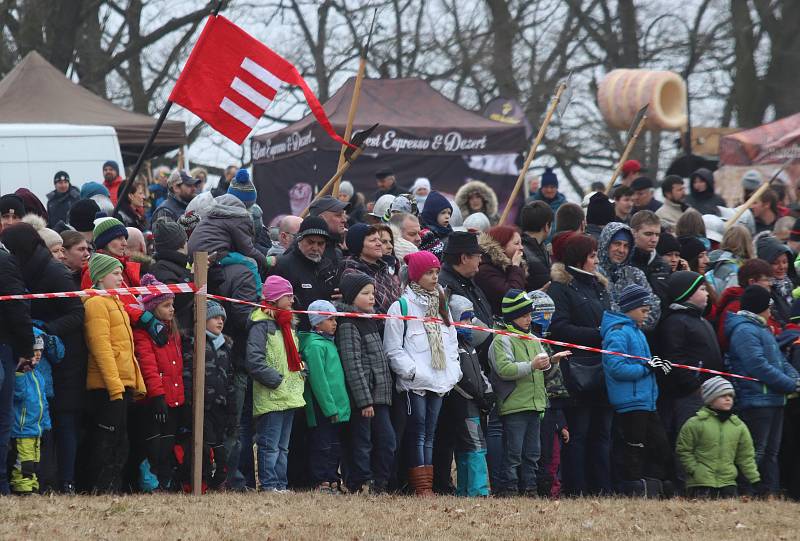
[478,231,516,272]
[455,180,498,218]
[550,262,608,288]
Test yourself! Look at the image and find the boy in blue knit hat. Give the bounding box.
[601,283,672,496]
[227,168,257,208]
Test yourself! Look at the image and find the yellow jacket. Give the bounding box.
[84,295,146,400]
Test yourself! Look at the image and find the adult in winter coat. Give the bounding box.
[151,171,199,223]
[525,167,566,215]
[384,252,461,495]
[475,226,527,317]
[80,217,142,291]
[114,179,149,232]
[629,210,671,304]
[519,201,554,292]
[339,223,401,315]
[725,285,800,494]
[756,235,795,322]
[597,221,661,331]
[455,180,499,226]
[150,221,193,332]
[0,223,86,493]
[547,233,614,496]
[684,168,727,216]
[47,171,81,228]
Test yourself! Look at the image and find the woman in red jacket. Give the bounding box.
[132,274,184,491]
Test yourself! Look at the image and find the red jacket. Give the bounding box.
[105,175,124,206]
[712,285,781,351]
[133,325,185,407]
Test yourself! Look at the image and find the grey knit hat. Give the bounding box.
[701,376,735,406]
[206,300,226,321]
[154,220,188,253]
[308,300,337,328]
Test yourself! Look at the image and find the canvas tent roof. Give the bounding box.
[0,51,185,161]
[719,112,800,166]
[252,77,527,163]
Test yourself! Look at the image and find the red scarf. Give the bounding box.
[275,310,302,372]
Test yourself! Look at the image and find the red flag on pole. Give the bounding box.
[170,15,351,146]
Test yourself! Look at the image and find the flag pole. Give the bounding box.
[332,9,377,198]
[112,0,225,216]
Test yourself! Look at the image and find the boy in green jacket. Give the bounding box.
[676,377,761,498]
[300,300,351,494]
[488,289,570,497]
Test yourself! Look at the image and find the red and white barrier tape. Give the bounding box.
[0,282,757,382]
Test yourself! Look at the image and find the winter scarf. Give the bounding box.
[409,282,446,371]
[206,330,226,350]
[275,309,302,372]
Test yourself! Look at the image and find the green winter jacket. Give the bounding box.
[299,332,351,427]
[248,309,305,416]
[676,407,760,488]
[488,326,548,416]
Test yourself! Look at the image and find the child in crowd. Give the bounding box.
[489,289,568,497]
[300,300,351,494]
[10,336,50,494]
[132,274,185,491]
[676,377,761,498]
[601,284,673,497]
[335,272,396,494]
[83,253,146,494]
[418,191,454,259]
[181,300,236,491]
[246,275,305,492]
[529,291,570,498]
[448,294,492,497]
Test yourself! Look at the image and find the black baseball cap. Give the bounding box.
[308,196,350,216]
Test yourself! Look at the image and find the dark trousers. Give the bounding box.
[615,410,670,483]
[0,344,15,494]
[308,409,342,485]
[688,485,738,499]
[236,376,256,489]
[779,398,800,499]
[432,394,458,493]
[147,404,182,487]
[346,404,396,491]
[53,409,80,486]
[486,406,503,491]
[87,389,131,494]
[739,406,784,494]
[537,407,565,497]
[562,403,613,496]
[500,411,541,494]
[658,391,703,490]
[226,368,249,489]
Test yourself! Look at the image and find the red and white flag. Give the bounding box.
[170,15,351,146]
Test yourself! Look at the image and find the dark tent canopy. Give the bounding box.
[0,51,186,162]
[251,77,527,222]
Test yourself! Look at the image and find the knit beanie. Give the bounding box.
[340,272,375,305]
[462,212,491,233]
[586,192,615,226]
[54,171,70,184]
[227,168,257,208]
[756,235,791,264]
[346,223,374,257]
[139,273,175,313]
[80,182,110,200]
[103,160,120,174]
[667,271,705,304]
[420,191,452,227]
[206,300,226,321]
[338,181,354,198]
[68,199,101,233]
[540,167,558,188]
[701,376,735,406]
[404,250,441,283]
[263,275,293,303]
[656,232,681,255]
[618,284,651,313]
[741,170,762,192]
[38,227,63,250]
[449,294,474,322]
[502,289,534,322]
[0,194,26,217]
[308,299,337,328]
[154,220,187,253]
[679,236,706,262]
[93,216,128,250]
[740,284,772,314]
[89,253,122,285]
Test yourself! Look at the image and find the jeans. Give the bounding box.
[500,411,542,494]
[562,404,613,496]
[485,406,504,491]
[0,345,16,494]
[53,410,80,486]
[739,407,784,494]
[347,404,396,490]
[225,369,248,489]
[403,392,443,467]
[308,410,342,485]
[255,409,295,490]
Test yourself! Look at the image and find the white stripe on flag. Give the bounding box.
[240,57,282,92]
[230,77,272,109]
[220,97,258,128]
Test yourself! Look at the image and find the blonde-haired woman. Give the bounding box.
[706,225,754,294]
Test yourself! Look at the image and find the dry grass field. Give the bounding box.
[1,492,798,540]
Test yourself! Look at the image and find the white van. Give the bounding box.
[0,124,124,202]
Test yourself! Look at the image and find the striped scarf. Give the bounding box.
[408,282,446,371]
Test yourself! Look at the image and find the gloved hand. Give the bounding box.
[152,395,168,424]
[42,334,64,362]
[478,392,496,415]
[647,356,673,375]
[138,311,169,346]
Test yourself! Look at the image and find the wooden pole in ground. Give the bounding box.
[333,70,366,197]
[191,251,208,496]
[605,112,648,195]
[499,82,568,225]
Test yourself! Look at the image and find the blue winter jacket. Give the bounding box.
[12,366,51,438]
[725,311,799,409]
[601,311,657,413]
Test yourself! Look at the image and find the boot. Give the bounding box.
[408,466,433,496]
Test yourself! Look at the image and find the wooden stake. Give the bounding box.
[333,65,366,197]
[606,113,648,194]
[499,82,568,225]
[725,181,770,230]
[191,251,208,496]
[301,146,366,218]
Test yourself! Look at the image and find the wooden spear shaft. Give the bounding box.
[301,146,366,218]
[606,113,648,195]
[725,180,771,230]
[499,82,567,225]
[333,62,366,197]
